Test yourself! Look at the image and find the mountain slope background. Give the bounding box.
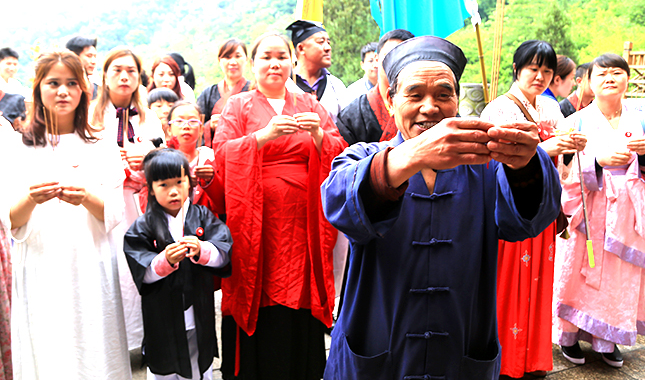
[2,0,644,96]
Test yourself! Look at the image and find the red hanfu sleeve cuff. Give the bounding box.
[369,147,408,202]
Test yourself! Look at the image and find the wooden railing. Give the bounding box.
[623,41,645,98]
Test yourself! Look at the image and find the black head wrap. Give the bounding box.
[382,36,467,85]
[286,20,326,47]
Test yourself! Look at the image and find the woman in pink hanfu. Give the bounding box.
[0,223,10,380]
[553,53,645,369]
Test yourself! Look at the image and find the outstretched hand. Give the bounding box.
[406,118,494,171]
[387,119,542,188]
[386,118,493,188]
[402,119,541,171]
[487,121,540,169]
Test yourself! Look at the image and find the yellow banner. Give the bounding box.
[297,0,323,23]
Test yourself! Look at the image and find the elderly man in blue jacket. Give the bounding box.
[320,36,561,380]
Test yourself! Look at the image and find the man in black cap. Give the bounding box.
[286,20,346,123]
[320,36,561,379]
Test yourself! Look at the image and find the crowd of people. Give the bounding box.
[0,17,644,380]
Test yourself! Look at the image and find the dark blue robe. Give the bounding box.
[320,133,561,380]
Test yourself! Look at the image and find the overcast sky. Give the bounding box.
[3,0,92,31]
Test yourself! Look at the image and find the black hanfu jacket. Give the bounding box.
[124,203,232,379]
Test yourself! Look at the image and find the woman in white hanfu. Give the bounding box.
[91,47,165,351]
[2,51,131,379]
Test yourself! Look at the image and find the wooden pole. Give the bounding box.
[180,165,185,237]
[574,78,595,268]
[623,41,633,64]
[475,23,489,104]
[490,0,505,100]
[124,108,129,148]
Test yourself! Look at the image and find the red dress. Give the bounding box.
[207,89,347,336]
[496,223,556,377]
[480,87,563,377]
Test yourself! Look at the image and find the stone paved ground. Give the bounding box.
[132,292,645,379]
[501,336,645,380]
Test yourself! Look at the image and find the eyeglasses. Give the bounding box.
[169,118,202,128]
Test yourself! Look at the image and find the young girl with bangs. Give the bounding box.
[124,148,231,380]
[148,87,180,140]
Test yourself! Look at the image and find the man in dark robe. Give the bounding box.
[343,42,378,106]
[0,90,25,129]
[559,62,594,117]
[286,20,347,123]
[321,36,561,380]
[336,29,414,145]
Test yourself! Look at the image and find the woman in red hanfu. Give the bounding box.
[206,33,347,380]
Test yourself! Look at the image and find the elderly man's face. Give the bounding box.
[388,61,458,140]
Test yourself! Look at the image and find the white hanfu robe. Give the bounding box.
[1,133,131,379]
[98,102,164,350]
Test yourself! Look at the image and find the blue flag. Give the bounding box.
[370,0,470,38]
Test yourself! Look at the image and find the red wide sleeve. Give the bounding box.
[295,92,348,328]
[210,93,265,336]
[211,90,348,335]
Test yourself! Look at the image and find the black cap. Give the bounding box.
[382,36,467,85]
[286,20,326,47]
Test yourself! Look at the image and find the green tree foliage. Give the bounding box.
[323,0,381,86]
[628,0,645,24]
[449,0,645,96]
[478,0,503,22]
[2,0,296,96]
[5,0,645,100]
[535,2,578,63]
